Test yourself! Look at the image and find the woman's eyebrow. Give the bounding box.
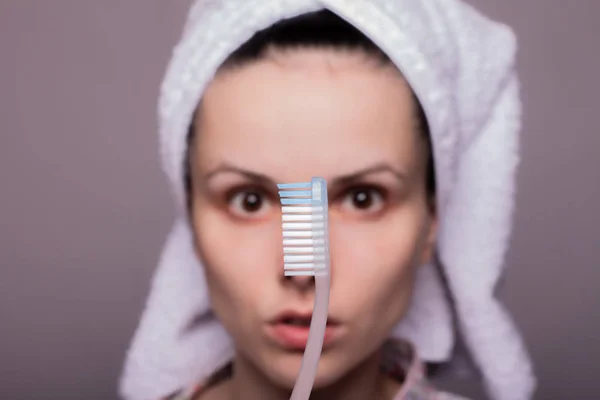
[203,163,277,187]
[331,163,407,186]
[203,162,406,186]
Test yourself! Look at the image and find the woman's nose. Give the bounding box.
[285,273,315,291]
[290,274,314,287]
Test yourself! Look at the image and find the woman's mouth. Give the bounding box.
[267,311,342,350]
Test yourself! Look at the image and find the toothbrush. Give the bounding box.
[277,177,331,400]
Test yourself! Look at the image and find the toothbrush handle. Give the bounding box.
[289,274,331,400]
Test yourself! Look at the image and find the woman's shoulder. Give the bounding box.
[384,339,472,400]
[434,393,472,400]
[164,389,471,400]
[163,382,472,400]
[163,339,472,400]
[394,375,472,400]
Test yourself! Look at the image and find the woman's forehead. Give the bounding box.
[194,50,422,178]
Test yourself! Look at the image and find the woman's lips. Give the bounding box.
[266,311,342,350]
[268,323,341,350]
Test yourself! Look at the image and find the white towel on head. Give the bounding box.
[120,1,536,399]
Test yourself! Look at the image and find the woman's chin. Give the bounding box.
[263,352,345,391]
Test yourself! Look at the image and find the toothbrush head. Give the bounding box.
[277,178,330,277]
[278,178,332,399]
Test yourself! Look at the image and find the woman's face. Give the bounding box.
[189,48,437,388]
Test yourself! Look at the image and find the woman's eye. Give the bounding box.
[340,187,385,214]
[228,190,271,217]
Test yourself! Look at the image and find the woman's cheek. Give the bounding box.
[329,210,424,319]
[195,205,277,269]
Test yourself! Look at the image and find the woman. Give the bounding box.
[121,1,535,400]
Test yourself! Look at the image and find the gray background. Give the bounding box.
[1,1,598,399]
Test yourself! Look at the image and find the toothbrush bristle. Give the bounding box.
[278,180,328,277]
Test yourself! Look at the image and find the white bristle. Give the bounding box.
[283,262,316,269]
[284,254,325,263]
[283,231,315,238]
[283,263,325,271]
[282,214,324,222]
[283,263,326,271]
[282,222,311,230]
[283,238,324,246]
[283,246,325,254]
[282,206,323,213]
[282,222,325,230]
[285,270,316,277]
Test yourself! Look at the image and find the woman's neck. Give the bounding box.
[206,350,400,400]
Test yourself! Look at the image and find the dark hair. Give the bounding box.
[184,10,436,211]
